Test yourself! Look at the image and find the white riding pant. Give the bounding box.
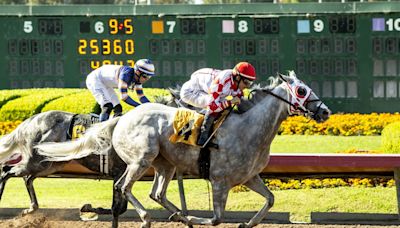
[180,80,212,109]
[86,72,120,107]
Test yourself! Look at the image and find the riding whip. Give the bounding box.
[201,104,236,149]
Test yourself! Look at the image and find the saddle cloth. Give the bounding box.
[68,114,100,140]
[169,109,204,146]
[66,113,110,175]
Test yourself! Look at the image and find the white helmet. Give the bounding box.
[134,59,155,77]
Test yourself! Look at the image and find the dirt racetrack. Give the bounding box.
[1,214,399,228]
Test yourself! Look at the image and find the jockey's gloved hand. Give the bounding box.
[231,96,241,105]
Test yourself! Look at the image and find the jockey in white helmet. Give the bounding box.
[86,59,155,121]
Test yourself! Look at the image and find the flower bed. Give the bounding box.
[231,177,395,192]
[279,113,400,136]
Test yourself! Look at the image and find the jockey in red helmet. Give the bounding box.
[180,62,256,146]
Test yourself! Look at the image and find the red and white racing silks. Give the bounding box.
[208,69,243,113]
[180,68,242,114]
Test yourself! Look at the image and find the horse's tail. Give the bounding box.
[35,117,120,162]
[0,119,32,164]
[0,130,18,163]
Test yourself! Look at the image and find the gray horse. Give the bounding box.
[36,72,331,228]
[0,111,129,227]
[0,93,189,228]
[0,110,80,214]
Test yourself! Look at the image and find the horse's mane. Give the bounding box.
[236,76,281,114]
[153,86,181,106]
[153,94,172,105]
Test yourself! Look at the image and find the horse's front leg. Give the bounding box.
[111,178,127,228]
[22,175,39,214]
[186,180,229,226]
[240,174,274,228]
[150,156,180,212]
[150,156,192,225]
[120,162,153,228]
[150,156,194,225]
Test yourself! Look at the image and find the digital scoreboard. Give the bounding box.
[0,3,400,113]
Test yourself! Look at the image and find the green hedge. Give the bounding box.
[42,90,98,114]
[0,89,80,121]
[0,89,33,109]
[43,88,171,114]
[381,122,400,153]
[0,88,172,121]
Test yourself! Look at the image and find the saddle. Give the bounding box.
[169,108,225,180]
[169,109,204,146]
[169,109,227,147]
[67,114,100,140]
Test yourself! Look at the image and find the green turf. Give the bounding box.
[0,178,395,222]
[0,135,391,223]
[271,135,382,153]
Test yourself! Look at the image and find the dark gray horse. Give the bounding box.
[37,72,331,228]
[0,111,127,227]
[0,91,188,228]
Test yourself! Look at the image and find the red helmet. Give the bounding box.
[234,62,256,81]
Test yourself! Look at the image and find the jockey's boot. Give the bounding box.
[100,103,113,122]
[113,104,123,118]
[99,112,109,122]
[197,114,216,146]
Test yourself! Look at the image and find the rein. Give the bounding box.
[264,89,322,118]
[265,90,307,113]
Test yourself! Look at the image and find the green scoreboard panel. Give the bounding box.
[1,3,400,113]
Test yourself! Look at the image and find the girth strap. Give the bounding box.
[100,154,109,175]
[198,147,210,180]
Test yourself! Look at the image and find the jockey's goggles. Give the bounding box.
[139,72,152,79]
[242,78,254,87]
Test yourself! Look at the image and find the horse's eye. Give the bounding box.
[296,87,307,97]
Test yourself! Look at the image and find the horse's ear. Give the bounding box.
[278,73,291,82]
[288,70,297,78]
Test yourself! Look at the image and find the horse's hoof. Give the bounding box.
[80,211,99,221]
[22,208,36,215]
[169,212,191,225]
[168,212,181,222]
[80,204,94,212]
[140,221,151,228]
[21,209,30,215]
[238,223,249,228]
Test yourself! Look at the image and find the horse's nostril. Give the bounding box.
[323,110,330,116]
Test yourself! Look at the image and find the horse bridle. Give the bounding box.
[251,86,323,119]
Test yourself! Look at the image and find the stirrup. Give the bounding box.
[197,134,209,146]
[204,142,219,149]
[199,138,219,149]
